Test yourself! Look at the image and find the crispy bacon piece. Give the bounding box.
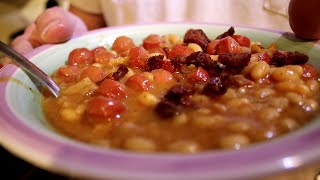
[184,29,210,50]
[155,100,181,118]
[146,54,175,72]
[218,53,251,68]
[185,51,223,77]
[222,74,254,88]
[271,50,308,66]
[112,64,129,81]
[202,76,227,97]
[164,84,196,104]
[185,51,212,67]
[97,64,128,84]
[216,27,235,39]
[155,84,197,118]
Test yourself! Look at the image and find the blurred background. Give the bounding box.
[1,1,69,178]
[0,0,68,44]
[0,0,319,179]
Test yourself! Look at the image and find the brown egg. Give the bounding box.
[288,0,320,40]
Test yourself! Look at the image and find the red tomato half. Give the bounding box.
[68,48,94,66]
[167,44,193,59]
[98,79,127,99]
[125,73,153,91]
[147,47,167,57]
[128,46,149,69]
[257,52,271,64]
[231,35,251,47]
[56,66,79,82]
[111,36,135,56]
[206,40,219,55]
[86,96,126,121]
[92,46,116,64]
[81,66,105,82]
[217,36,242,54]
[301,63,318,80]
[143,34,162,50]
[187,67,209,83]
[151,69,174,85]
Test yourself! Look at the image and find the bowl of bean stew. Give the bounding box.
[1,23,320,180]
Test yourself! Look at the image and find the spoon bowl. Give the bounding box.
[0,41,59,97]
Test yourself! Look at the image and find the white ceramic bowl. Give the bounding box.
[1,23,320,180]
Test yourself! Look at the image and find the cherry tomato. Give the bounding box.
[187,67,209,83]
[301,63,318,80]
[86,96,126,121]
[111,36,135,56]
[206,40,219,55]
[125,73,153,91]
[81,66,105,82]
[257,52,271,64]
[217,36,242,54]
[98,79,127,100]
[167,44,193,59]
[92,46,116,64]
[56,66,79,82]
[143,34,162,50]
[231,35,251,47]
[68,48,94,66]
[147,47,167,57]
[128,46,149,69]
[289,0,320,40]
[151,69,174,85]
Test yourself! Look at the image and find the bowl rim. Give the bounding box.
[1,22,320,180]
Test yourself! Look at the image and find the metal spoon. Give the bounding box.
[0,41,60,97]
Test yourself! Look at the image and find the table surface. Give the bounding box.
[1,146,68,179]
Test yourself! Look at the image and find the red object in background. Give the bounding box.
[231,35,251,47]
[125,73,153,92]
[86,96,126,120]
[217,36,242,54]
[128,46,149,69]
[98,79,127,100]
[68,48,94,66]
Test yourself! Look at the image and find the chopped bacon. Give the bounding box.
[155,84,197,118]
[183,29,210,50]
[202,76,227,97]
[185,51,223,77]
[146,55,175,72]
[216,27,235,39]
[185,51,212,67]
[164,84,196,104]
[111,65,129,81]
[155,100,180,118]
[271,50,308,66]
[222,74,254,88]
[97,64,128,84]
[218,53,251,68]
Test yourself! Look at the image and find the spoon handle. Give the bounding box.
[0,41,60,97]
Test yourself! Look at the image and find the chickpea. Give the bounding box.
[193,115,225,129]
[250,61,270,80]
[258,107,280,122]
[188,43,203,52]
[173,113,188,125]
[227,121,251,132]
[219,134,250,150]
[254,88,275,98]
[123,137,156,152]
[168,140,200,153]
[271,67,300,82]
[306,79,320,94]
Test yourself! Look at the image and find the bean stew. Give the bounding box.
[42,27,320,153]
